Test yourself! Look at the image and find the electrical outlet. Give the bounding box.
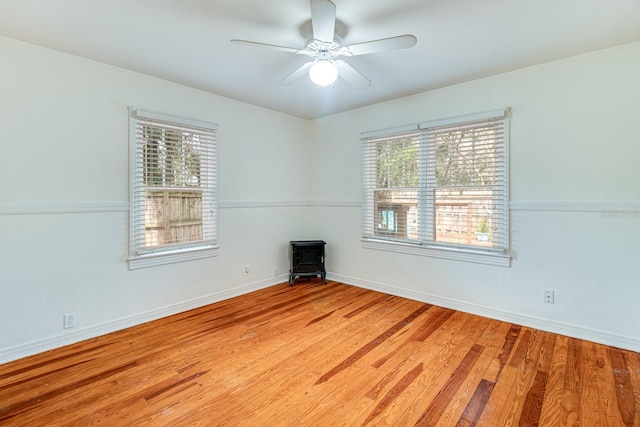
[273,267,278,277]
[63,313,76,329]
[543,290,555,304]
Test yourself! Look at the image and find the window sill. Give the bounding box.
[128,245,219,270]
[361,239,511,267]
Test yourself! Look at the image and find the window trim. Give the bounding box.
[128,107,219,270]
[361,238,511,267]
[128,245,219,270]
[361,108,511,267]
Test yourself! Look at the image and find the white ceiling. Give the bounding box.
[2,0,640,119]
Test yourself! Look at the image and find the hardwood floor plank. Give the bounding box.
[538,335,576,427]
[0,361,138,424]
[500,325,522,364]
[476,363,520,425]
[1,282,639,426]
[610,347,636,426]
[476,327,548,426]
[414,343,484,426]
[385,312,492,425]
[315,303,432,385]
[157,288,417,425]
[437,320,512,427]
[410,307,456,343]
[563,337,581,392]
[500,329,550,426]
[456,379,496,427]
[370,306,451,369]
[344,294,397,319]
[367,356,411,400]
[624,350,640,426]
[507,329,533,368]
[596,341,629,426]
[519,369,549,427]
[364,362,425,424]
[579,339,630,426]
[255,303,436,424]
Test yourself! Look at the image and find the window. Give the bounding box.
[129,108,218,269]
[362,109,510,266]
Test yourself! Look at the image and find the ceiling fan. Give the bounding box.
[231,0,417,88]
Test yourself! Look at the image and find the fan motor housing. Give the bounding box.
[305,36,346,58]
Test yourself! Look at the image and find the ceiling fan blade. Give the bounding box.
[280,62,313,86]
[336,60,371,88]
[231,39,305,55]
[310,0,336,43]
[344,35,417,56]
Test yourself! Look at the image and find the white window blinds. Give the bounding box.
[362,109,510,254]
[129,108,217,258]
[362,128,423,244]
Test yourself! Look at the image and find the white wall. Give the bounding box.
[0,36,312,363]
[1,35,639,363]
[309,41,640,351]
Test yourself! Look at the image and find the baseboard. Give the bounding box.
[0,275,288,365]
[328,273,640,353]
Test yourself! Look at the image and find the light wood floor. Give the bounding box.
[1,281,639,426]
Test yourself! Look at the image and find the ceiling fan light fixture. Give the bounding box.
[233,0,416,88]
[309,59,338,86]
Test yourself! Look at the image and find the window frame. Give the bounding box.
[128,107,219,270]
[361,109,511,267]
